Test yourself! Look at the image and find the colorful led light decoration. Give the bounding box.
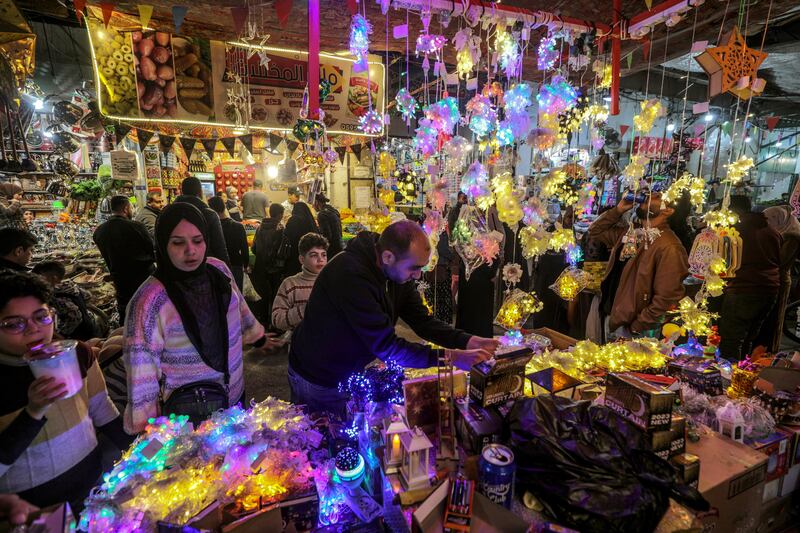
[359,109,383,134]
[395,88,418,124]
[349,15,372,64]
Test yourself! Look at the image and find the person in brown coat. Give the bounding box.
[589,190,689,339]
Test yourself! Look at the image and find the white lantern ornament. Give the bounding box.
[400,427,435,490]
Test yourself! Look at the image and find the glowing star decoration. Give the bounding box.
[466,94,497,139]
[359,109,383,134]
[537,32,558,71]
[694,27,768,100]
[349,15,372,68]
[415,34,447,56]
[725,156,754,185]
[460,161,493,208]
[550,267,591,301]
[672,296,717,336]
[495,289,543,330]
[662,172,707,212]
[424,97,460,135]
[492,172,523,227]
[378,151,396,178]
[632,99,664,134]
[395,88,418,124]
[413,118,438,156]
[495,26,521,78]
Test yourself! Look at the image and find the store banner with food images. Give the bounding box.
[87,19,385,136]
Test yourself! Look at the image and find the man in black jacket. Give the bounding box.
[313,193,343,257]
[92,196,155,322]
[175,177,231,265]
[208,196,250,291]
[251,203,285,323]
[289,220,498,417]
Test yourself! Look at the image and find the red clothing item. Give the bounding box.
[727,212,782,294]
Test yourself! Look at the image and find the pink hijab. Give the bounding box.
[764,205,800,239]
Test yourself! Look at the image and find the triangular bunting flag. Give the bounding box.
[180,137,197,159]
[114,123,131,144]
[231,6,249,35]
[239,134,253,155]
[285,140,299,156]
[694,124,705,137]
[351,143,362,162]
[619,125,630,138]
[645,0,653,9]
[73,0,86,23]
[269,132,284,152]
[159,135,176,153]
[99,2,115,28]
[766,116,780,132]
[275,0,292,27]
[220,137,237,158]
[136,128,155,151]
[201,138,217,160]
[138,4,153,29]
[335,146,347,165]
[172,6,188,34]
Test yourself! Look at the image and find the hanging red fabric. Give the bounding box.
[275,0,293,27]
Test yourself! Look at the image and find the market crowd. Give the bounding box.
[1,175,798,517]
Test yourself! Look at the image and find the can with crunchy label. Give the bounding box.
[478,443,516,509]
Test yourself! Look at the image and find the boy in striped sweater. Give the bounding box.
[0,271,131,509]
[272,233,329,331]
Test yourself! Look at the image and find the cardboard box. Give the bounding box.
[469,348,532,408]
[648,415,686,460]
[604,373,675,431]
[455,400,503,454]
[402,370,468,431]
[686,430,768,533]
[747,429,792,482]
[670,453,700,489]
[411,479,528,533]
[779,463,800,496]
[667,356,724,396]
[777,423,800,467]
[529,327,577,350]
[756,494,796,533]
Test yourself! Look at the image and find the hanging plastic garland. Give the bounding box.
[395,88,418,124]
[466,94,497,139]
[415,34,447,56]
[632,99,664,133]
[349,15,372,69]
[453,27,481,79]
[725,156,754,185]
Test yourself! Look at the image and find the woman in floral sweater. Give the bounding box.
[123,203,274,434]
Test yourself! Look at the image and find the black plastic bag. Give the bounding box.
[508,395,708,533]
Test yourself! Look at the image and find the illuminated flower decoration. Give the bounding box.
[495,26,521,78]
[443,136,472,174]
[622,154,649,188]
[359,109,383,134]
[520,226,551,258]
[453,27,481,79]
[540,169,578,206]
[466,94,497,139]
[460,161,492,207]
[415,34,447,56]
[537,76,578,116]
[475,231,504,264]
[502,262,523,286]
[632,99,664,134]
[395,88,418,124]
[662,172,707,213]
[424,96,460,135]
[725,156,754,185]
[583,104,610,124]
[413,118,438,156]
[704,208,739,229]
[671,296,717,336]
[378,151,396,178]
[425,177,448,212]
[349,15,372,66]
[492,172,523,226]
[537,32,558,71]
[495,289,543,330]
[482,81,505,101]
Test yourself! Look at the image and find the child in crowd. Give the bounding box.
[0,271,131,509]
[271,233,328,332]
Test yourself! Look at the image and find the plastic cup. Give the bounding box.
[24,340,83,398]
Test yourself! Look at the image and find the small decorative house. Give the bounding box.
[400,427,434,490]
[382,413,410,474]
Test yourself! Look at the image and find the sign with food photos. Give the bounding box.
[87,19,385,136]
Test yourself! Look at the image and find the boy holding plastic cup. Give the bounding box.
[0,271,131,510]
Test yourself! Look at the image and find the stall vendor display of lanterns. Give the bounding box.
[382,413,410,474]
[399,427,434,490]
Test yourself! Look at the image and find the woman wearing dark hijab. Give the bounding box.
[122,203,271,433]
[282,201,319,277]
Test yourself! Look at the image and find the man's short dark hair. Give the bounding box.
[110,195,130,213]
[269,203,285,219]
[0,227,37,256]
[181,176,203,197]
[288,186,301,197]
[378,220,428,257]
[32,261,66,280]
[208,196,226,214]
[253,179,263,188]
[0,271,53,311]
[298,232,329,255]
[729,195,753,216]
[146,190,162,203]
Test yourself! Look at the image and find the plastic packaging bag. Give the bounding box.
[508,395,708,533]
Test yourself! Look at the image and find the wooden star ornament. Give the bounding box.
[695,27,768,100]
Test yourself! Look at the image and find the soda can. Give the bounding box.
[478,443,515,509]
